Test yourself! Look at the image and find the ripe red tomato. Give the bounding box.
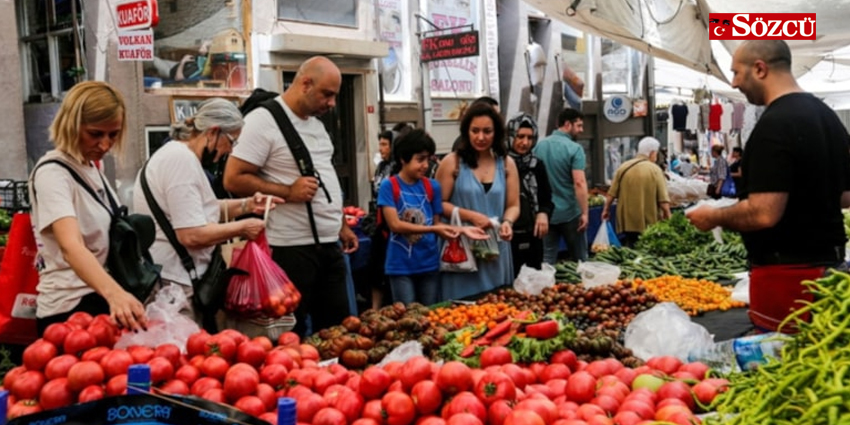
[400,356,433,391]
[45,354,78,380]
[411,380,442,415]
[256,383,277,412]
[223,363,261,402]
[614,367,638,387]
[549,350,579,372]
[612,411,642,425]
[447,412,483,425]
[12,370,46,400]
[201,355,230,380]
[435,361,473,396]
[618,399,655,420]
[23,339,58,372]
[417,417,447,425]
[540,364,571,383]
[691,380,719,409]
[590,394,621,415]
[503,410,545,425]
[260,363,289,390]
[657,381,695,410]
[147,357,175,384]
[487,400,513,425]
[42,323,72,349]
[576,403,606,422]
[312,371,338,395]
[259,412,279,425]
[127,345,155,364]
[100,349,133,378]
[360,366,392,400]
[218,329,249,347]
[353,418,382,425]
[63,329,97,356]
[479,347,513,368]
[500,364,530,389]
[154,344,183,369]
[474,372,516,406]
[8,399,42,419]
[175,364,201,386]
[237,341,268,369]
[4,365,25,390]
[202,388,226,404]
[67,360,105,392]
[78,385,105,403]
[565,371,597,404]
[205,334,237,362]
[39,378,75,410]
[296,392,329,423]
[646,356,683,376]
[277,331,301,347]
[515,398,558,424]
[105,374,128,396]
[81,346,111,363]
[442,391,486,422]
[186,331,211,357]
[191,377,222,397]
[159,379,190,395]
[362,399,384,423]
[382,391,416,425]
[87,321,117,348]
[67,311,94,328]
[300,344,320,361]
[266,349,296,370]
[313,407,348,425]
[328,388,364,422]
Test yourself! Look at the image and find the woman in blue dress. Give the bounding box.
[436,103,521,300]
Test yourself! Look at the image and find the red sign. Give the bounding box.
[708,13,816,40]
[116,0,159,31]
[420,30,479,63]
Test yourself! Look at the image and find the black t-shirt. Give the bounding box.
[740,93,850,262]
[671,104,688,131]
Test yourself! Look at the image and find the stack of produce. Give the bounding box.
[427,303,519,331]
[634,276,747,316]
[705,272,850,424]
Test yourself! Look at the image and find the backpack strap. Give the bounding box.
[139,160,200,282]
[32,160,115,218]
[258,98,331,247]
[389,175,401,205]
[422,178,434,202]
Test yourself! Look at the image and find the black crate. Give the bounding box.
[0,181,29,211]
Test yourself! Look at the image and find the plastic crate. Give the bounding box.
[0,181,29,211]
[223,312,296,341]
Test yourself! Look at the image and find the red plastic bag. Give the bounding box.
[224,232,301,318]
[0,213,39,345]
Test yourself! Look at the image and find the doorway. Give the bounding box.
[283,72,358,206]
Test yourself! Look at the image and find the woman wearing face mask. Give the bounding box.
[506,114,553,275]
[436,103,520,300]
[133,98,282,326]
[29,81,147,334]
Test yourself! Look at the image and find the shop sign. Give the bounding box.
[603,96,632,123]
[117,29,154,61]
[116,0,159,31]
[708,13,815,41]
[421,30,479,62]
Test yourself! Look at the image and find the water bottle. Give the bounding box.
[687,333,785,373]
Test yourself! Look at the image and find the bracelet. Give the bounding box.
[502,218,514,226]
[240,198,248,214]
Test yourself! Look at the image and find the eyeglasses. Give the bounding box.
[223,132,238,146]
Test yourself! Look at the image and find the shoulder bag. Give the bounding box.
[32,160,161,302]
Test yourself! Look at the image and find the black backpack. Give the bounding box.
[240,88,330,246]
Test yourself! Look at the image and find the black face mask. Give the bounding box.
[200,146,221,171]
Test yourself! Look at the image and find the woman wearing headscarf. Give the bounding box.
[506,114,553,275]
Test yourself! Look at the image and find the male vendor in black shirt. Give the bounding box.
[687,40,850,333]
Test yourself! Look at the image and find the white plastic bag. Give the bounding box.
[731,273,750,304]
[439,208,478,273]
[624,302,714,361]
[115,284,200,352]
[577,261,621,288]
[514,264,557,295]
[471,217,501,262]
[377,341,426,367]
[686,198,739,243]
[591,220,611,253]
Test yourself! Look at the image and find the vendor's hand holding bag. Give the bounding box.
[471,217,501,262]
[225,202,302,319]
[33,160,160,302]
[140,162,230,332]
[439,208,478,273]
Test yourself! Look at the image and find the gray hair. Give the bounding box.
[170,98,244,141]
[637,137,661,157]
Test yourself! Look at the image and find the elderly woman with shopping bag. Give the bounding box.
[133,98,282,331]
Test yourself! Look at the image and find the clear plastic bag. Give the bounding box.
[731,273,750,304]
[115,283,200,352]
[577,261,621,288]
[439,208,478,273]
[225,232,302,318]
[514,264,557,295]
[624,302,715,361]
[471,217,501,262]
[591,220,612,253]
[686,198,739,243]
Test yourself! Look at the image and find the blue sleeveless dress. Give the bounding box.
[440,157,514,300]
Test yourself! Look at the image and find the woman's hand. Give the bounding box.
[459,226,490,241]
[534,213,549,238]
[433,224,460,240]
[240,218,267,240]
[248,192,284,215]
[105,289,147,332]
[468,211,492,229]
[499,221,513,241]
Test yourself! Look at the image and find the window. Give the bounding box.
[17,0,85,101]
[278,0,358,28]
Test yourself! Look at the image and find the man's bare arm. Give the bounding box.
[711,192,788,232]
[224,156,291,199]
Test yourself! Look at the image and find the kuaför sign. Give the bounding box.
[116,0,159,31]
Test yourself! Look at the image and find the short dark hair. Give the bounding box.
[391,122,415,138]
[732,147,743,155]
[472,96,499,108]
[557,108,584,127]
[378,130,393,142]
[393,129,436,166]
[457,103,507,168]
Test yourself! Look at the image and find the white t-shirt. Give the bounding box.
[132,141,219,285]
[686,104,700,131]
[30,150,114,318]
[231,98,343,246]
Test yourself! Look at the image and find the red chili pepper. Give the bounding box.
[484,320,512,340]
[525,320,559,340]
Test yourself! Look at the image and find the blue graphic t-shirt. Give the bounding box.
[377,176,443,275]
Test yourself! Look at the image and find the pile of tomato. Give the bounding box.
[1,308,730,425]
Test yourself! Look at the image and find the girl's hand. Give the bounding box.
[106,289,148,332]
[468,211,492,229]
[434,224,460,240]
[499,221,513,241]
[459,226,490,241]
